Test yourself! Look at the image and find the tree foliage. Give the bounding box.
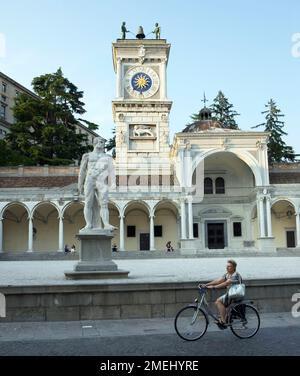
[252,99,295,163]
[106,126,116,157]
[78,118,100,131]
[190,91,240,129]
[5,68,91,166]
[210,91,239,129]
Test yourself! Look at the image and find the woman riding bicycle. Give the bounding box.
[200,259,243,328]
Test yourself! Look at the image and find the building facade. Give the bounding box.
[0,71,99,144]
[1,38,300,254]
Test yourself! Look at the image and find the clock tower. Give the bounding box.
[112,38,172,175]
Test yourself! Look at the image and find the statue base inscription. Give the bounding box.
[64,229,129,279]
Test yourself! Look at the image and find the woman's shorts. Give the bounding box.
[218,293,230,307]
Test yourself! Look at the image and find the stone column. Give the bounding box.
[265,196,273,237]
[160,57,167,99]
[296,212,300,248]
[0,217,3,253]
[58,215,64,252]
[258,197,265,238]
[150,214,155,251]
[119,215,125,251]
[27,214,33,252]
[116,58,122,98]
[188,197,194,239]
[180,199,187,239]
[179,149,186,187]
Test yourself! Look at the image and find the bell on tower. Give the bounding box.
[136,26,145,39]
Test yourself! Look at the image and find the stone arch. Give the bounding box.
[62,200,85,217]
[271,197,296,210]
[31,201,60,251]
[2,202,30,252]
[124,200,151,251]
[271,199,297,249]
[32,201,60,216]
[1,201,30,218]
[123,200,151,215]
[62,201,85,250]
[191,149,263,187]
[153,200,180,251]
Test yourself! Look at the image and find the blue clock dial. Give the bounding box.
[125,66,159,98]
[131,72,152,93]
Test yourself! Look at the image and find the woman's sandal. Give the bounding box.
[215,319,227,330]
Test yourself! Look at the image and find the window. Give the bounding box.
[1,95,6,102]
[193,223,199,238]
[127,225,136,237]
[233,222,242,237]
[154,225,163,237]
[2,82,7,93]
[204,177,213,194]
[0,103,6,119]
[215,177,225,194]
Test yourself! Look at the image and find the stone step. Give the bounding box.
[1,248,299,261]
[0,252,79,261]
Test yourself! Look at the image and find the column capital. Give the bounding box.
[187,196,193,204]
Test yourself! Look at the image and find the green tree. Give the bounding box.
[5,68,90,166]
[190,91,240,129]
[78,118,100,131]
[0,140,33,166]
[106,126,116,156]
[252,99,295,163]
[210,91,239,129]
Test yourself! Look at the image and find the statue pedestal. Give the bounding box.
[64,229,129,279]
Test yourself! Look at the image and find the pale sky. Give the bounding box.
[1,0,300,152]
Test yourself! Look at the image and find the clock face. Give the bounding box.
[125,66,160,99]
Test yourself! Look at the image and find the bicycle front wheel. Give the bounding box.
[229,303,260,339]
[174,305,208,341]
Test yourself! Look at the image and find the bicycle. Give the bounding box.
[174,286,260,340]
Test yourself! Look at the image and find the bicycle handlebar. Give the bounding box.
[198,286,208,293]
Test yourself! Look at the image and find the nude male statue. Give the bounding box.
[78,137,116,231]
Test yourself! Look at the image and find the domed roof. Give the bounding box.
[182,118,223,133]
[199,106,212,120]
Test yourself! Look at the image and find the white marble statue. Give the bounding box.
[78,137,116,231]
[133,125,154,137]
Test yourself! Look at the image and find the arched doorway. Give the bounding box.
[124,201,150,251]
[191,149,262,188]
[271,200,296,248]
[2,203,29,252]
[154,201,179,251]
[191,152,256,250]
[32,202,59,251]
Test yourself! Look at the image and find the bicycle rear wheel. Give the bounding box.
[229,303,260,339]
[174,305,208,341]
